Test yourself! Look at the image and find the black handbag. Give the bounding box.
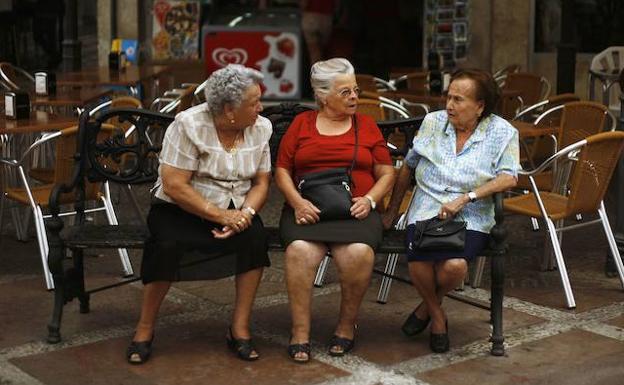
[297,116,358,221]
[410,217,467,252]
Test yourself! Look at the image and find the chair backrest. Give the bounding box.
[393,72,429,93]
[355,74,377,92]
[590,46,624,73]
[559,101,608,148]
[565,131,624,216]
[0,62,34,91]
[504,72,550,106]
[356,98,385,120]
[493,64,521,81]
[531,93,581,126]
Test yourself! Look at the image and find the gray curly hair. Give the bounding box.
[204,64,264,114]
[310,58,355,106]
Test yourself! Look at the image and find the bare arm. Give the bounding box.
[161,164,250,233]
[351,164,395,219]
[242,171,271,214]
[439,173,517,218]
[381,163,412,229]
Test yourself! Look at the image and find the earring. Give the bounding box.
[230,118,235,124]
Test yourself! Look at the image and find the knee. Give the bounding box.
[285,241,324,269]
[334,243,374,277]
[439,259,468,279]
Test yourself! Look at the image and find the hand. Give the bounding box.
[438,195,469,220]
[212,226,236,239]
[350,196,371,220]
[293,198,321,225]
[219,209,251,233]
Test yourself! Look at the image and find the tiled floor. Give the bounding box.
[1,185,624,384]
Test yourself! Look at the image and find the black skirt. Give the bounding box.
[405,226,490,262]
[141,201,270,284]
[279,206,383,251]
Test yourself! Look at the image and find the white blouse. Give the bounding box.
[153,103,272,209]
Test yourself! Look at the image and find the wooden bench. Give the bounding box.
[45,105,507,356]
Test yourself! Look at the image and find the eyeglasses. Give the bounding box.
[336,87,361,99]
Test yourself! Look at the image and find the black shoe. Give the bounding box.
[429,320,449,353]
[226,327,259,361]
[126,333,154,365]
[401,305,431,337]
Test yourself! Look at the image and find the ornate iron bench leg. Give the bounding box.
[46,216,65,344]
[489,195,506,356]
[71,248,90,314]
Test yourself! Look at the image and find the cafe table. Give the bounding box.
[31,87,114,115]
[57,65,173,101]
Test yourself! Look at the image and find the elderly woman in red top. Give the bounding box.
[275,58,395,363]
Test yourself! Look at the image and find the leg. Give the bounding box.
[227,267,264,360]
[285,240,327,360]
[432,258,468,332]
[407,261,442,330]
[132,281,171,342]
[232,267,264,338]
[330,243,374,342]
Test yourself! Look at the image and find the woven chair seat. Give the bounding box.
[62,224,150,249]
[28,168,55,184]
[505,192,568,220]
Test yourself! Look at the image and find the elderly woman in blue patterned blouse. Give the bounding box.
[383,69,520,353]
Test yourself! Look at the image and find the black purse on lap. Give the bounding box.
[410,217,467,252]
[297,116,358,221]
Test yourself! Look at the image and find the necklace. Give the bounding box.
[219,130,242,153]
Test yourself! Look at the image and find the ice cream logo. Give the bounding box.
[212,48,248,67]
[154,0,171,27]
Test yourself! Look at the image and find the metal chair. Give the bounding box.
[502,72,552,118]
[504,131,624,309]
[0,62,34,91]
[0,125,134,289]
[355,74,396,93]
[588,46,624,114]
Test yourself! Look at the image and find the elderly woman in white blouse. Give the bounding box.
[127,65,271,364]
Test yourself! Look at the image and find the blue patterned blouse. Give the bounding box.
[404,110,520,233]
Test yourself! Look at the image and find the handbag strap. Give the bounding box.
[347,115,359,183]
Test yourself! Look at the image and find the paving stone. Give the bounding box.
[606,315,624,329]
[254,280,544,366]
[416,329,624,385]
[10,320,348,385]
[0,277,182,349]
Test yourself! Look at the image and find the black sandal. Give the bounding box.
[226,327,259,361]
[287,341,311,363]
[328,326,357,357]
[126,333,154,365]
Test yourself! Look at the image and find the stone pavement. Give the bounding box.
[1,184,624,385]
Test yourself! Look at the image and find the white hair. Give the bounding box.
[310,58,355,105]
[204,64,264,114]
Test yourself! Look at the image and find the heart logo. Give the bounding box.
[212,48,248,67]
[154,0,171,27]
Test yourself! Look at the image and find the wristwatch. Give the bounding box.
[467,191,478,203]
[364,194,377,210]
